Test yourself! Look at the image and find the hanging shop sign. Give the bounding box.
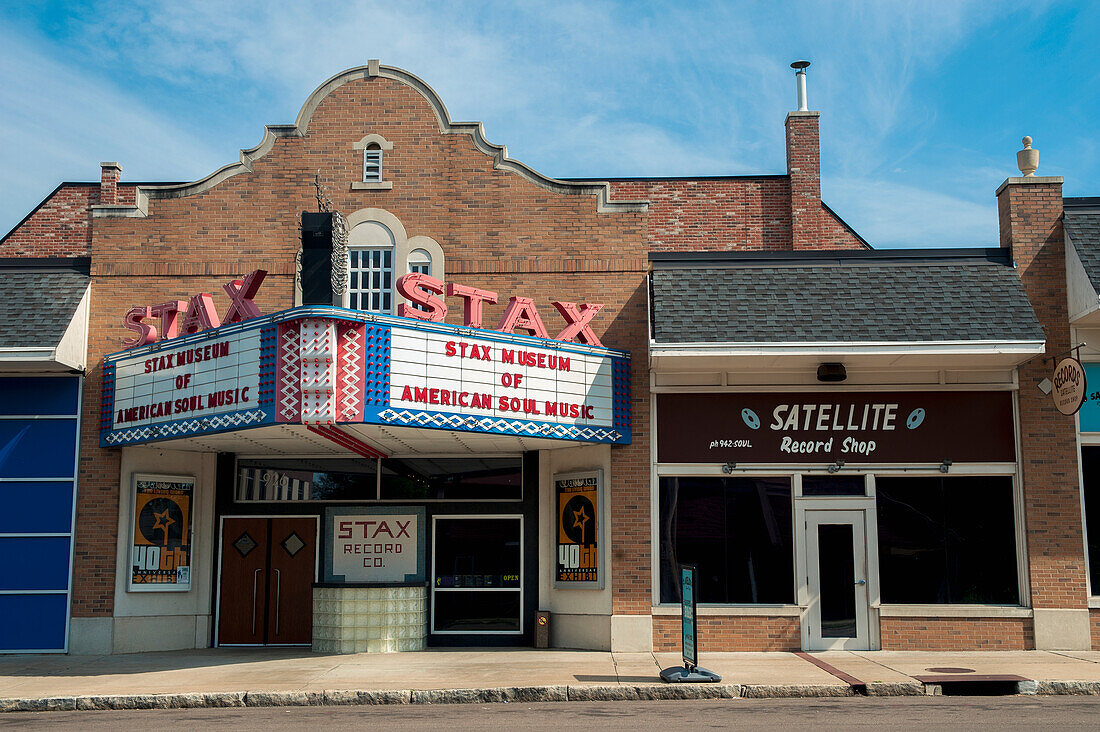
[129,474,194,592]
[101,306,630,447]
[554,470,603,589]
[323,506,426,584]
[1052,357,1087,416]
[656,391,1015,464]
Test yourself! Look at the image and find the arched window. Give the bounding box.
[363,143,383,183]
[347,220,395,313]
[408,248,432,276]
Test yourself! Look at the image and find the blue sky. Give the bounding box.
[0,0,1096,248]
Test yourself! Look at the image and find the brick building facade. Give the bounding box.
[0,63,1095,655]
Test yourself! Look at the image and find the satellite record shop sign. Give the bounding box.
[102,282,630,448]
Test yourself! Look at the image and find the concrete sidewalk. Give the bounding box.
[3,648,1100,712]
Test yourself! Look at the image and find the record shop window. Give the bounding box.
[347,220,394,313]
[659,476,794,604]
[876,476,1019,604]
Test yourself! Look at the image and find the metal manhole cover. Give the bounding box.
[925,667,976,673]
[282,531,306,558]
[233,532,257,558]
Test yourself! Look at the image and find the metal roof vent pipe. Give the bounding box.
[791,60,810,111]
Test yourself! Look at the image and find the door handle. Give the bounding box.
[252,568,262,635]
[854,579,867,585]
[273,568,281,636]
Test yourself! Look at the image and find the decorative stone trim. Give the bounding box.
[93,63,646,218]
[352,134,394,151]
[351,181,394,191]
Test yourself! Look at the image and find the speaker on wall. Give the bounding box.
[301,212,334,306]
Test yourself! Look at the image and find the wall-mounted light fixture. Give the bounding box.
[827,459,846,474]
[939,458,952,474]
[817,363,847,382]
[722,462,737,474]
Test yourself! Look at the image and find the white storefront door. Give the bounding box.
[803,509,871,650]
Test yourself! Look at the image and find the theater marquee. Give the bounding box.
[101,306,631,448]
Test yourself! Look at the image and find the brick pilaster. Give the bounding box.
[997,175,1088,611]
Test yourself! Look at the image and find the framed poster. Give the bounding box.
[128,473,194,592]
[553,469,604,589]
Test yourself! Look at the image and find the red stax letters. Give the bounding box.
[497,296,550,338]
[149,300,188,340]
[123,306,156,347]
[222,270,266,323]
[121,270,266,346]
[446,282,497,328]
[396,272,447,322]
[552,301,604,347]
[180,294,221,335]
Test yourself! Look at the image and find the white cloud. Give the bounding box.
[0,30,225,234]
[824,177,997,249]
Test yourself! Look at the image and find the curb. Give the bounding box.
[5,680,1100,712]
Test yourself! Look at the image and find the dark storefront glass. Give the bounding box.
[237,458,378,501]
[659,477,794,604]
[1081,447,1100,593]
[381,458,522,500]
[817,523,857,637]
[236,457,521,501]
[803,476,866,496]
[876,476,1018,604]
[433,517,522,632]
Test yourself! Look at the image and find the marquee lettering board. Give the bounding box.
[101,306,631,447]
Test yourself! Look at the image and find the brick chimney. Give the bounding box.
[996,138,1090,649]
[100,162,121,205]
[785,62,821,249]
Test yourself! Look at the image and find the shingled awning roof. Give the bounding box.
[0,260,90,370]
[649,248,1044,370]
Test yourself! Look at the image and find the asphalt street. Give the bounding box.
[3,696,1100,730]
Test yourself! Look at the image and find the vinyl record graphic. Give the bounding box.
[561,494,595,545]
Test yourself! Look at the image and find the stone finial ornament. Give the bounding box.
[1017,136,1039,177]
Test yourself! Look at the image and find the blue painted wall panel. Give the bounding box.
[0,537,71,591]
[0,419,77,478]
[0,594,67,651]
[0,482,75,534]
[0,377,79,415]
[1080,364,1100,432]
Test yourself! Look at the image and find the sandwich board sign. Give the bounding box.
[659,564,721,683]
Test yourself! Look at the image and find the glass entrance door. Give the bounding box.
[431,515,523,636]
[804,509,870,650]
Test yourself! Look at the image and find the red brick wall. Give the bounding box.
[654,615,801,651]
[880,616,1033,650]
[1,184,96,257]
[1091,608,1100,649]
[998,180,1088,611]
[0,183,138,258]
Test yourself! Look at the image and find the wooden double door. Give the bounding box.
[218,517,316,645]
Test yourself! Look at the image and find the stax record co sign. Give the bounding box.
[103,270,631,448]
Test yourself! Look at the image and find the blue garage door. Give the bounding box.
[0,376,80,652]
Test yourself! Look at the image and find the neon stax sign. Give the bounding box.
[121,270,606,347]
